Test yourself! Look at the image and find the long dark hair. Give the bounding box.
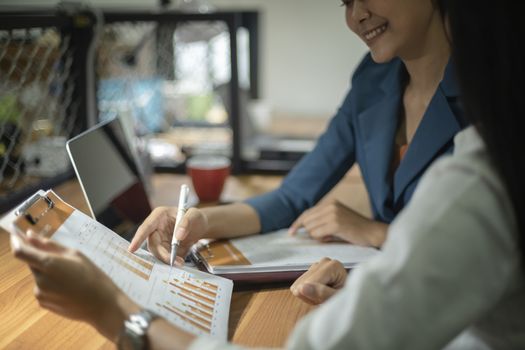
[445,0,525,270]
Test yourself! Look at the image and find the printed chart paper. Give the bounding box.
[2,190,233,340]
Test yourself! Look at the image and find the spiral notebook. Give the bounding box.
[1,190,233,340]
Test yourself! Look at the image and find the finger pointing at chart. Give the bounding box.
[129,185,210,266]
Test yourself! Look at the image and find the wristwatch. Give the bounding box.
[118,309,159,350]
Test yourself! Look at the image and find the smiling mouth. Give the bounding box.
[363,24,388,42]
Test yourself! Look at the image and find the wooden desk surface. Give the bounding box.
[0,174,318,349]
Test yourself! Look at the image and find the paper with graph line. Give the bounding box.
[2,190,233,340]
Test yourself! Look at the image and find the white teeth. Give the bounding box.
[364,24,387,41]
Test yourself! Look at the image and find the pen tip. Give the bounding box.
[169,252,174,267]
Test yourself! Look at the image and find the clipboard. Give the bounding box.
[13,191,74,238]
[3,189,234,340]
[190,229,380,283]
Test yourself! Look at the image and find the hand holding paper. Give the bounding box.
[4,190,233,340]
[11,231,135,341]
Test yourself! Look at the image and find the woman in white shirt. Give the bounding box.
[11,0,525,349]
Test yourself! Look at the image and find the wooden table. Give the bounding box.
[0,174,319,349]
[1,168,370,349]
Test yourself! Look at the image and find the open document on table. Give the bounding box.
[0,190,233,341]
[191,228,380,282]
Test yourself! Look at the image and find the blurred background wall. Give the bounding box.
[2,0,368,120]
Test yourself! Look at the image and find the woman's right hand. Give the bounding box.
[128,206,209,264]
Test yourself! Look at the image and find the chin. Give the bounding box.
[369,49,396,64]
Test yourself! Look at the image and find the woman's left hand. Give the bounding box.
[10,232,137,341]
[288,200,388,248]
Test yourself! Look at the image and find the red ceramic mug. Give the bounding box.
[186,155,231,203]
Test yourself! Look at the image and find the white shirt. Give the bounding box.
[190,127,525,350]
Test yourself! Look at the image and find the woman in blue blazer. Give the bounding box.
[264,53,464,245]
[128,0,466,260]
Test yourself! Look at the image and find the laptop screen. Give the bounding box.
[66,118,151,239]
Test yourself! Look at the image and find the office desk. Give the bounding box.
[0,174,319,349]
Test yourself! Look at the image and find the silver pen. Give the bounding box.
[170,184,189,266]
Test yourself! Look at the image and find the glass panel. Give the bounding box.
[95,20,245,169]
[171,20,230,125]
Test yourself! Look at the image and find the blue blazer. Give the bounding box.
[247,53,466,232]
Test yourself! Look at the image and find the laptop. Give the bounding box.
[66,117,152,241]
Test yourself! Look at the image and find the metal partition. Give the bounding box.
[0,5,94,213]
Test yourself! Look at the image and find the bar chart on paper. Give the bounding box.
[102,241,154,281]
[153,268,230,337]
[50,206,233,340]
[68,220,157,282]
